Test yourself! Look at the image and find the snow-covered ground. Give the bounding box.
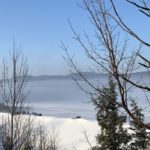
[0,73,149,149]
[0,113,138,150]
[0,113,98,150]
[34,116,98,150]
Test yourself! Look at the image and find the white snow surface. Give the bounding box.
[34,115,98,150]
[0,113,98,150]
[0,113,133,150]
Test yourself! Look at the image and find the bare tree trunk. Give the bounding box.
[0,42,31,150]
[64,0,150,129]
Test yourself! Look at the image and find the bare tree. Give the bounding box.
[63,0,150,129]
[109,0,150,128]
[110,0,150,47]
[0,42,31,150]
[81,129,93,149]
[31,124,60,150]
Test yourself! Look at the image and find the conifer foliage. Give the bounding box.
[93,76,129,150]
[129,100,149,150]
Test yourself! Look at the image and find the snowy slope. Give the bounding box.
[34,116,98,150]
[0,113,98,150]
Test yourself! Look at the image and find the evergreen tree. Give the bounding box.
[93,76,129,150]
[129,100,149,150]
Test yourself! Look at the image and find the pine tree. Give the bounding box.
[93,76,129,150]
[129,100,148,150]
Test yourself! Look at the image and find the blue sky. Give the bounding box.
[0,0,149,75]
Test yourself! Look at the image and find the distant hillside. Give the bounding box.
[27,75,70,81]
[67,72,107,80]
[27,72,105,81]
[27,71,150,82]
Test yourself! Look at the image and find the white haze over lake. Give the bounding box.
[26,72,150,121]
[1,72,150,121]
[26,79,97,120]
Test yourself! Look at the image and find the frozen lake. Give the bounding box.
[26,79,97,119]
[1,72,150,121]
[26,72,150,121]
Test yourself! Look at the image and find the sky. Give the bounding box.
[0,0,149,75]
